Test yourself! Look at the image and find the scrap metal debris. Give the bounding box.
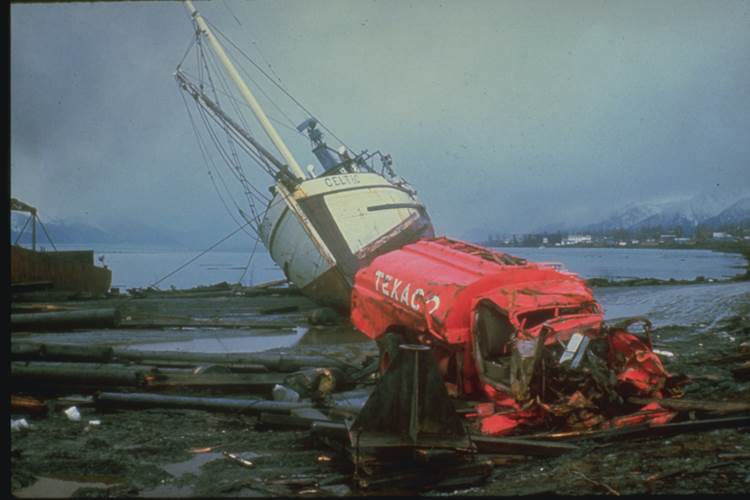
[351,237,689,437]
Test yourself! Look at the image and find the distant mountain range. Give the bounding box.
[10,213,187,248]
[540,192,750,236]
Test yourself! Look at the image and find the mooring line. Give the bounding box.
[147,221,251,289]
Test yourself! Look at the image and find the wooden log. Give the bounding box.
[469,435,579,457]
[11,308,121,332]
[11,362,146,387]
[94,391,313,414]
[258,305,300,315]
[310,421,349,440]
[51,395,95,410]
[44,343,115,362]
[145,372,286,390]
[121,320,298,330]
[112,348,349,372]
[131,360,270,372]
[11,343,43,358]
[527,415,750,443]
[11,342,114,363]
[256,411,332,430]
[627,397,750,415]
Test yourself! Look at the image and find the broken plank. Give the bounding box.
[94,391,313,415]
[470,435,579,457]
[112,349,349,372]
[145,372,286,389]
[627,397,750,415]
[11,395,49,415]
[530,416,750,443]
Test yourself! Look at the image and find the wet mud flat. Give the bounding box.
[10,283,750,497]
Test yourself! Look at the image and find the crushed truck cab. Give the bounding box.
[352,237,679,435]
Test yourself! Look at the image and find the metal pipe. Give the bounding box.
[183,0,306,180]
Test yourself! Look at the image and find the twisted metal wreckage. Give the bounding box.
[351,237,685,438]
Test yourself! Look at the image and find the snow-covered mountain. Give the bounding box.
[544,191,750,235]
[702,196,750,229]
[10,212,185,247]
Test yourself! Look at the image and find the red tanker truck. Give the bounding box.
[351,237,681,435]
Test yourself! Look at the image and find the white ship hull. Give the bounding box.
[259,172,434,308]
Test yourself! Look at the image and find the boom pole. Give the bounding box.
[183,0,306,180]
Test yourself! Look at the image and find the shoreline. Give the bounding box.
[485,242,750,287]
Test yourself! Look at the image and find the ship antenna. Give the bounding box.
[183,0,307,180]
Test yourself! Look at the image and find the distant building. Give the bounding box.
[660,234,676,243]
[712,232,734,241]
[674,237,691,244]
[564,234,592,245]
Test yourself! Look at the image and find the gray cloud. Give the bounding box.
[11,0,750,242]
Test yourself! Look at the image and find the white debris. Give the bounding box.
[64,406,81,421]
[272,384,300,402]
[653,349,675,358]
[11,418,30,431]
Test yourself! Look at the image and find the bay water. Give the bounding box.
[46,243,746,290]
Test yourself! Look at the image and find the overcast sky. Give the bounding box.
[10,0,750,245]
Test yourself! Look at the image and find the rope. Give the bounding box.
[13,215,31,245]
[36,215,57,251]
[179,88,259,239]
[238,235,260,285]
[208,21,355,153]
[147,221,251,289]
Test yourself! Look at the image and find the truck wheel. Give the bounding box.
[377,331,405,375]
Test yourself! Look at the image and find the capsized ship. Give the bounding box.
[177,1,434,308]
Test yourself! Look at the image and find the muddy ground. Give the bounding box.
[10,282,750,497]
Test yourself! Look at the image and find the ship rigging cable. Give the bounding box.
[207,20,355,154]
[177,32,316,233]
[179,88,259,238]
[147,220,252,290]
[196,34,264,221]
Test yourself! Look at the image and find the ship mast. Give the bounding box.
[183,0,306,180]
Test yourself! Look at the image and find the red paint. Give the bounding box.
[351,236,676,435]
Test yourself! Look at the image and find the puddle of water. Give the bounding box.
[295,325,372,345]
[161,452,225,478]
[13,476,113,498]
[161,450,263,479]
[125,324,375,354]
[126,327,306,353]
